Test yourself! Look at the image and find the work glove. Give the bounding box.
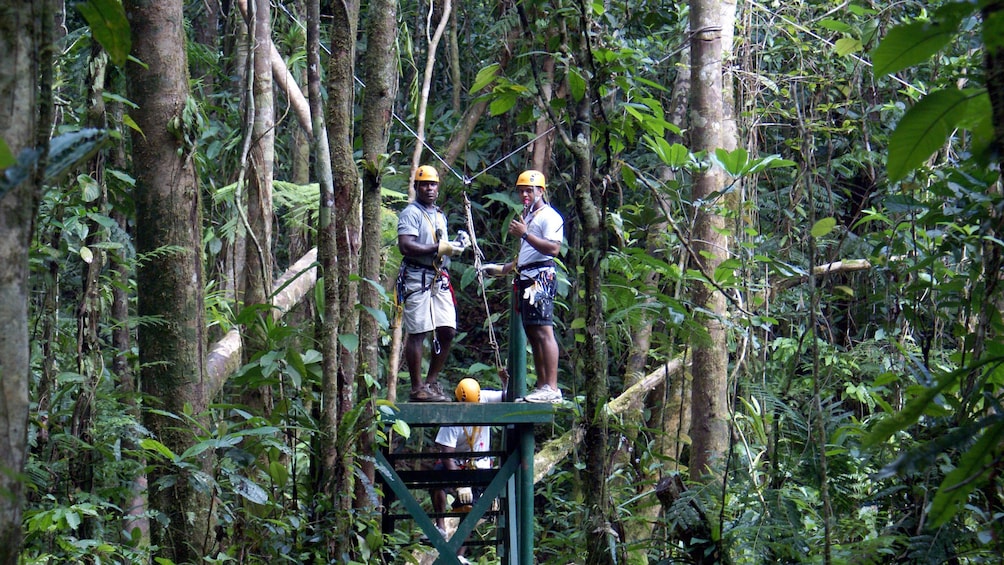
[456,486,473,505]
[480,263,505,277]
[437,239,464,257]
[454,230,472,251]
[523,281,542,305]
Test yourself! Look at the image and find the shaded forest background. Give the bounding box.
[1,0,1003,564]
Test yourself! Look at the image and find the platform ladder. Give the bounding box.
[376,295,553,564]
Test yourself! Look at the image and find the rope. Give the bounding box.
[464,191,506,377]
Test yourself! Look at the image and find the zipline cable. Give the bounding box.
[276,2,560,185]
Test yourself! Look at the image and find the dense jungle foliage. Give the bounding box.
[4,0,1003,563]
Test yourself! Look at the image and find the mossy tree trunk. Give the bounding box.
[0,1,50,560]
[124,0,212,559]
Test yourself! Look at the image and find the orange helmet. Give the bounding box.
[415,165,440,183]
[455,378,481,403]
[516,169,546,191]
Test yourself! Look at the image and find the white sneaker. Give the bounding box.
[519,384,562,403]
[419,525,448,543]
[456,556,471,565]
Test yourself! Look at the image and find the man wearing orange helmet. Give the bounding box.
[397,165,471,402]
[481,169,564,403]
[429,378,504,562]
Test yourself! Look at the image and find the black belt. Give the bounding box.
[518,260,554,271]
[402,258,438,271]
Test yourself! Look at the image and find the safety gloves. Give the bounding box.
[455,486,473,505]
[437,230,472,257]
[480,263,505,277]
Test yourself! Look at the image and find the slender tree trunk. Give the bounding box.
[408,0,451,181]
[324,4,360,541]
[124,0,212,560]
[357,0,398,508]
[239,0,276,423]
[244,0,275,313]
[306,0,336,495]
[688,0,730,481]
[0,2,48,559]
[564,40,618,565]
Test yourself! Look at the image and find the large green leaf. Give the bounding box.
[77,0,131,68]
[469,64,499,94]
[870,3,973,77]
[927,418,1004,528]
[887,88,974,182]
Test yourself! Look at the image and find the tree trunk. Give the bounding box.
[244,0,275,313]
[356,0,398,510]
[563,46,618,565]
[124,0,212,560]
[324,1,360,534]
[239,0,276,423]
[688,0,730,481]
[0,2,47,559]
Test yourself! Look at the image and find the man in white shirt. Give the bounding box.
[430,378,504,562]
[481,169,564,403]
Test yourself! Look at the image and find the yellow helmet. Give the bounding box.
[455,378,481,403]
[516,169,546,191]
[415,165,440,183]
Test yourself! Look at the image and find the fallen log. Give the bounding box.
[533,356,688,482]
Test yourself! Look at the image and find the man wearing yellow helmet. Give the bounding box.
[429,378,505,562]
[480,169,564,404]
[397,165,471,402]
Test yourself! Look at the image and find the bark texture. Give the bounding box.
[0,2,44,560]
[324,1,361,526]
[687,0,731,481]
[357,0,399,506]
[124,0,212,559]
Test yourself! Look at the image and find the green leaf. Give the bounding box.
[77,0,132,68]
[286,348,306,388]
[927,419,1004,527]
[887,88,972,181]
[489,92,518,116]
[870,17,960,77]
[834,37,862,57]
[78,173,102,202]
[817,19,854,34]
[469,64,499,94]
[122,113,143,138]
[810,217,837,238]
[338,333,359,353]
[644,135,690,168]
[230,473,270,505]
[140,438,177,460]
[64,510,81,531]
[714,147,749,177]
[568,68,587,102]
[0,137,13,169]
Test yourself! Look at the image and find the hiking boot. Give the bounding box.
[409,384,450,402]
[428,381,450,401]
[518,384,562,404]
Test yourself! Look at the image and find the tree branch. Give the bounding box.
[206,248,319,396]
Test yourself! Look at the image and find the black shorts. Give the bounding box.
[516,270,556,327]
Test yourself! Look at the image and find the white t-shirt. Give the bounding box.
[434,390,504,469]
[517,203,563,279]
